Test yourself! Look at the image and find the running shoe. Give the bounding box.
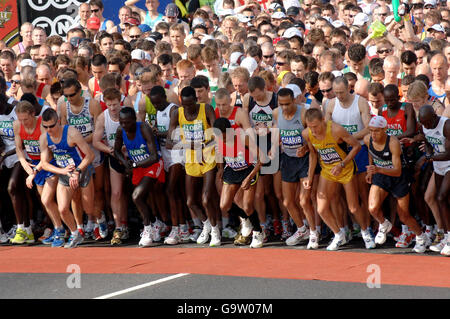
[152,223,161,242]
[240,217,253,237]
[375,219,392,245]
[138,227,153,247]
[197,220,211,245]
[7,225,17,241]
[222,225,238,239]
[281,220,291,240]
[93,225,102,241]
[346,228,353,242]
[430,233,448,252]
[11,228,27,244]
[307,230,319,250]
[121,227,129,240]
[0,229,8,244]
[111,229,123,246]
[98,220,108,239]
[38,227,53,242]
[209,225,221,247]
[250,231,265,248]
[158,221,170,238]
[395,231,415,248]
[351,224,362,238]
[233,234,252,246]
[413,233,431,253]
[273,219,282,237]
[189,226,202,242]
[84,222,94,239]
[440,239,450,256]
[390,225,402,241]
[164,227,180,245]
[26,231,35,244]
[286,227,309,246]
[424,226,434,243]
[326,232,347,251]
[51,229,66,247]
[362,232,376,249]
[179,225,190,243]
[64,231,84,249]
[262,225,270,243]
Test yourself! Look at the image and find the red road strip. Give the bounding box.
[0,247,449,288]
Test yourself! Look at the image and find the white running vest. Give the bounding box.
[331,95,365,145]
[422,116,450,176]
[104,109,120,148]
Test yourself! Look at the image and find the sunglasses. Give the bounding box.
[378,13,388,16]
[244,15,255,19]
[43,122,57,129]
[263,53,275,59]
[129,35,140,39]
[276,61,286,66]
[11,80,20,84]
[91,9,100,13]
[377,49,392,54]
[64,90,79,98]
[320,87,333,93]
[424,5,434,8]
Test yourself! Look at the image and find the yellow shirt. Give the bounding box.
[308,120,355,184]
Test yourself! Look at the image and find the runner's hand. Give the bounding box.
[62,164,75,176]
[302,179,312,190]
[419,142,426,152]
[69,171,80,190]
[365,173,372,184]
[330,164,343,176]
[26,174,35,189]
[400,137,414,145]
[366,165,378,175]
[241,177,251,190]
[296,145,309,157]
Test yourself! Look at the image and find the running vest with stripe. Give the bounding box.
[219,129,252,171]
[422,116,450,174]
[331,95,365,145]
[381,103,407,137]
[67,97,94,138]
[0,107,17,150]
[308,120,349,169]
[215,106,239,130]
[104,109,120,148]
[248,92,277,129]
[179,103,212,145]
[278,105,305,158]
[369,135,394,169]
[47,125,83,168]
[156,103,176,145]
[20,117,42,161]
[122,122,154,164]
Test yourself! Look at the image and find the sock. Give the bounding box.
[249,212,262,232]
[97,215,106,224]
[57,226,65,232]
[121,220,128,227]
[298,225,306,232]
[222,217,229,228]
[361,229,370,238]
[144,225,152,232]
[303,219,308,226]
[180,224,188,232]
[77,224,84,231]
[87,220,94,229]
[425,225,432,231]
[18,224,24,230]
[340,227,346,234]
[438,228,444,234]
[25,226,32,235]
[171,226,179,233]
[30,219,35,226]
[401,224,408,233]
[344,225,349,232]
[193,218,202,228]
[116,226,123,232]
[71,229,79,236]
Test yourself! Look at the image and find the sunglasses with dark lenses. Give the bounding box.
[412,3,424,8]
[245,15,255,19]
[130,35,140,39]
[276,61,286,66]
[64,90,79,98]
[320,88,333,93]
[11,80,20,84]
[377,49,392,54]
[378,13,388,16]
[43,122,57,129]
[91,9,100,12]
[424,5,434,8]
[263,53,275,59]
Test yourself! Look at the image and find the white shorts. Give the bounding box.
[161,146,184,172]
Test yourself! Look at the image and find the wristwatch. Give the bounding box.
[132,162,137,168]
[425,153,433,162]
[75,167,82,174]
[340,161,345,168]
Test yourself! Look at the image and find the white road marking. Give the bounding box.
[94,273,190,299]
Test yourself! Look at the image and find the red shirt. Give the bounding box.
[215,106,239,130]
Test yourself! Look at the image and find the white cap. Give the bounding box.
[240,57,258,76]
[284,84,302,98]
[283,0,300,9]
[283,27,303,39]
[272,12,287,19]
[353,12,369,27]
[200,34,215,44]
[145,37,156,44]
[20,59,37,68]
[369,115,388,128]
[424,0,437,7]
[229,52,245,71]
[332,20,345,28]
[131,49,151,61]
[332,70,343,77]
[219,8,235,16]
[192,17,205,28]
[237,14,251,24]
[427,24,445,33]
[269,3,282,10]
[323,16,333,24]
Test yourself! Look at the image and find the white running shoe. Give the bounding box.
[152,223,161,242]
[250,231,264,248]
[179,225,190,243]
[375,219,392,245]
[189,227,202,242]
[240,217,253,237]
[222,225,238,239]
[197,220,211,244]
[440,236,450,256]
[307,230,319,250]
[0,229,8,244]
[6,225,17,241]
[430,233,448,252]
[139,227,153,247]
[164,227,180,245]
[209,225,221,247]
[326,232,347,251]
[286,227,309,246]
[413,234,431,253]
[362,230,376,249]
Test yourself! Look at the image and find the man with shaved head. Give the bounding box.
[418,105,450,256]
[429,54,448,103]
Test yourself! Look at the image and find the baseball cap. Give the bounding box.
[69,37,83,48]
[269,3,282,10]
[283,27,303,39]
[427,24,445,32]
[240,57,258,76]
[149,31,163,42]
[284,84,302,98]
[192,17,205,28]
[424,0,437,7]
[201,34,215,44]
[20,59,37,68]
[125,17,140,26]
[286,6,300,16]
[138,24,152,33]
[165,3,179,17]
[332,20,345,28]
[237,14,252,24]
[272,12,287,19]
[228,52,245,71]
[353,12,369,27]
[369,115,387,128]
[86,17,100,30]
[293,21,306,30]
[131,49,151,61]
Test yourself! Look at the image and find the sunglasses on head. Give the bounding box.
[43,122,57,129]
[320,87,333,93]
[377,49,392,54]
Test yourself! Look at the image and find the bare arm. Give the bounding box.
[324,99,335,122]
[68,126,94,171]
[334,122,361,166]
[353,97,371,140]
[137,96,146,123]
[302,129,317,188]
[13,121,34,176]
[92,113,113,155]
[398,103,416,139]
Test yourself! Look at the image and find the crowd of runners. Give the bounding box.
[0,0,449,254]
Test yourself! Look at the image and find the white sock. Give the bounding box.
[144,225,152,232]
[97,215,106,224]
[361,229,370,237]
[18,224,24,230]
[425,225,433,232]
[172,226,179,232]
[71,229,79,236]
[340,227,346,234]
[344,225,349,232]
[298,225,306,232]
[303,219,308,226]
[438,228,444,234]
[193,218,201,228]
[77,224,84,231]
[401,224,408,233]
[25,226,32,235]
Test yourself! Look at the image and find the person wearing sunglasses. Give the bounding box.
[89,0,114,33]
[6,73,21,101]
[373,5,390,24]
[319,72,336,112]
[57,77,108,243]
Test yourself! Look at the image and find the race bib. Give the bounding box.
[69,116,93,137]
